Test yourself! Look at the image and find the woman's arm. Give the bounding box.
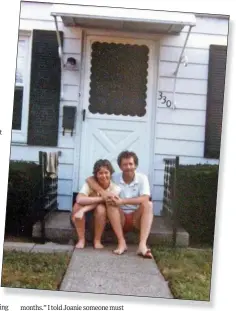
[76,193,104,206]
[74,203,98,220]
[80,204,97,213]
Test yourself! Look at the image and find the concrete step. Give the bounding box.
[32,211,189,247]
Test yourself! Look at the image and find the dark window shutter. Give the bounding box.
[204,44,227,159]
[27,30,63,146]
[12,87,23,130]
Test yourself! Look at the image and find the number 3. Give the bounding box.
[162,96,167,104]
[159,91,172,107]
[159,92,166,104]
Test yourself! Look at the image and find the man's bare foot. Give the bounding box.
[136,244,153,258]
[137,243,149,254]
[75,209,84,220]
[94,241,104,249]
[113,241,127,255]
[75,240,85,249]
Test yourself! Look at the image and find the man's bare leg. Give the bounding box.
[133,201,153,255]
[93,204,107,249]
[106,205,127,255]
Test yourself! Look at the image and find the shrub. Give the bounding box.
[176,164,219,245]
[5,160,42,236]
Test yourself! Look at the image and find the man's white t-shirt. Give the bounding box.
[112,172,151,214]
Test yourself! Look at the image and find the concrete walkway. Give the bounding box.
[3,242,173,299]
[3,241,74,253]
[60,245,173,298]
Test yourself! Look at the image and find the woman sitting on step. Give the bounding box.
[71,159,121,249]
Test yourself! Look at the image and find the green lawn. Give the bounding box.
[1,246,213,299]
[152,247,213,301]
[1,251,71,290]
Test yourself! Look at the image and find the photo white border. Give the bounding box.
[0,0,235,310]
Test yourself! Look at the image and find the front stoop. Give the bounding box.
[32,211,189,247]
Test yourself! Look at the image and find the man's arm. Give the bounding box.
[86,176,104,195]
[111,174,150,206]
[121,195,149,205]
[86,176,118,199]
[111,195,149,206]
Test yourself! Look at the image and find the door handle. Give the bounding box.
[82,109,86,121]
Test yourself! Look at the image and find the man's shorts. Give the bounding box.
[120,198,153,233]
[123,212,135,233]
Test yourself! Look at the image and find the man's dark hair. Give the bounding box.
[117,150,139,167]
[93,159,114,179]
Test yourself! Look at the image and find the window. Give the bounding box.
[12,32,31,143]
[88,42,149,117]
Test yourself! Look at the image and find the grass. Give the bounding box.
[4,235,34,243]
[152,246,213,301]
[1,250,71,290]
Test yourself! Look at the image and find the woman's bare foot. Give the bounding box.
[75,240,85,249]
[94,240,104,249]
[113,240,127,255]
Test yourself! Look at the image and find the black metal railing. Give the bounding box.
[162,156,179,247]
[38,151,59,243]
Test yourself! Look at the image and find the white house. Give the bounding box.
[10,0,229,215]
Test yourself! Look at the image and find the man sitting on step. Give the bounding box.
[86,150,154,258]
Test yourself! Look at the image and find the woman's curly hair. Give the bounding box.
[93,159,114,180]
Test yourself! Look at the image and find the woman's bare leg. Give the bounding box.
[93,204,107,249]
[71,203,96,248]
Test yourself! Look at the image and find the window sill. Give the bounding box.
[11,131,27,145]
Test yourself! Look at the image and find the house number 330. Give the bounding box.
[158,92,172,108]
